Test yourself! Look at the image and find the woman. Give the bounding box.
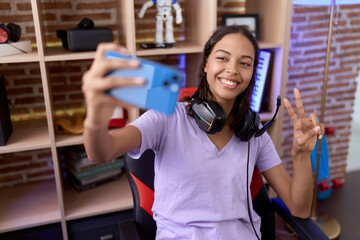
[82,25,323,239]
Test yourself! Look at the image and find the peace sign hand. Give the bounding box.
[284,88,324,158]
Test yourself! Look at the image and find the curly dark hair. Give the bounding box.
[185,25,259,130]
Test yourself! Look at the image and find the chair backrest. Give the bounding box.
[252,167,275,240]
[124,150,275,240]
[124,149,157,240]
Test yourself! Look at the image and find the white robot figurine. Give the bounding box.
[138,0,183,45]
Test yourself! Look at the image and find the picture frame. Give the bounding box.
[222,14,259,40]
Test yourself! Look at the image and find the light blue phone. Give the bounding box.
[105,51,184,115]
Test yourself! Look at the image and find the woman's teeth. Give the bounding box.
[220,78,237,86]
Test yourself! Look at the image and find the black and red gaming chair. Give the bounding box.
[118,149,329,240]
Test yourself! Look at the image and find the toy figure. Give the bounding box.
[138,0,183,45]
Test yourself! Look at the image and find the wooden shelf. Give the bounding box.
[63,173,133,221]
[0,119,50,154]
[258,41,283,49]
[41,41,204,61]
[0,180,61,233]
[44,47,96,62]
[55,128,121,148]
[55,134,84,148]
[0,50,40,64]
[136,41,204,56]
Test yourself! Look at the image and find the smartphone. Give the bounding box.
[104,51,184,115]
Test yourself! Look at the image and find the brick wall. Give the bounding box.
[0,149,54,188]
[0,0,245,188]
[282,4,360,181]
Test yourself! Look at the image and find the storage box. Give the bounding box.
[0,40,32,57]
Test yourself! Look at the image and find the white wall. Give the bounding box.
[347,71,360,172]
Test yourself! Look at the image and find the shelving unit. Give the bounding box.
[0,180,60,233]
[246,0,293,152]
[0,119,50,154]
[0,51,40,64]
[0,0,292,239]
[63,174,132,221]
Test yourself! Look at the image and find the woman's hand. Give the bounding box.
[82,43,145,129]
[284,88,324,158]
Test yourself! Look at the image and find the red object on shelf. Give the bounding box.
[318,181,330,191]
[109,118,126,128]
[325,126,335,135]
[332,178,343,189]
[0,28,9,43]
[109,107,127,128]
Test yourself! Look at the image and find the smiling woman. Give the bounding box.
[193,26,259,135]
[82,25,321,240]
[204,34,255,106]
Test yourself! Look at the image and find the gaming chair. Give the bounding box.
[118,149,330,240]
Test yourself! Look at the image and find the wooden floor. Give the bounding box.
[275,170,360,240]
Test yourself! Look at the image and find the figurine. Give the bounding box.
[138,0,183,45]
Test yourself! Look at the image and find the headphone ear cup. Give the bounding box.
[235,110,260,142]
[6,23,21,42]
[0,23,9,43]
[206,101,226,133]
[191,98,226,135]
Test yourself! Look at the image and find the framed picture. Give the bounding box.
[222,14,259,40]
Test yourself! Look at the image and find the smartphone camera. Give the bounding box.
[172,75,178,81]
[163,81,169,87]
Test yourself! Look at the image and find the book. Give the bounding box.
[62,145,102,172]
[68,167,122,185]
[68,173,121,192]
[66,158,124,180]
[64,153,102,172]
[63,145,88,159]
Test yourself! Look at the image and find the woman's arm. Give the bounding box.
[82,43,145,163]
[263,88,323,218]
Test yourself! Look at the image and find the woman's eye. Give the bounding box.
[240,62,252,67]
[216,57,227,61]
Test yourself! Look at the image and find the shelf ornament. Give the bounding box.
[138,0,183,48]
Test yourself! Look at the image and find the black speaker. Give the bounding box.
[0,76,13,146]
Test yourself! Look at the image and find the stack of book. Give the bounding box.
[62,145,124,192]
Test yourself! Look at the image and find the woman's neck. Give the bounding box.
[217,99,235,120]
